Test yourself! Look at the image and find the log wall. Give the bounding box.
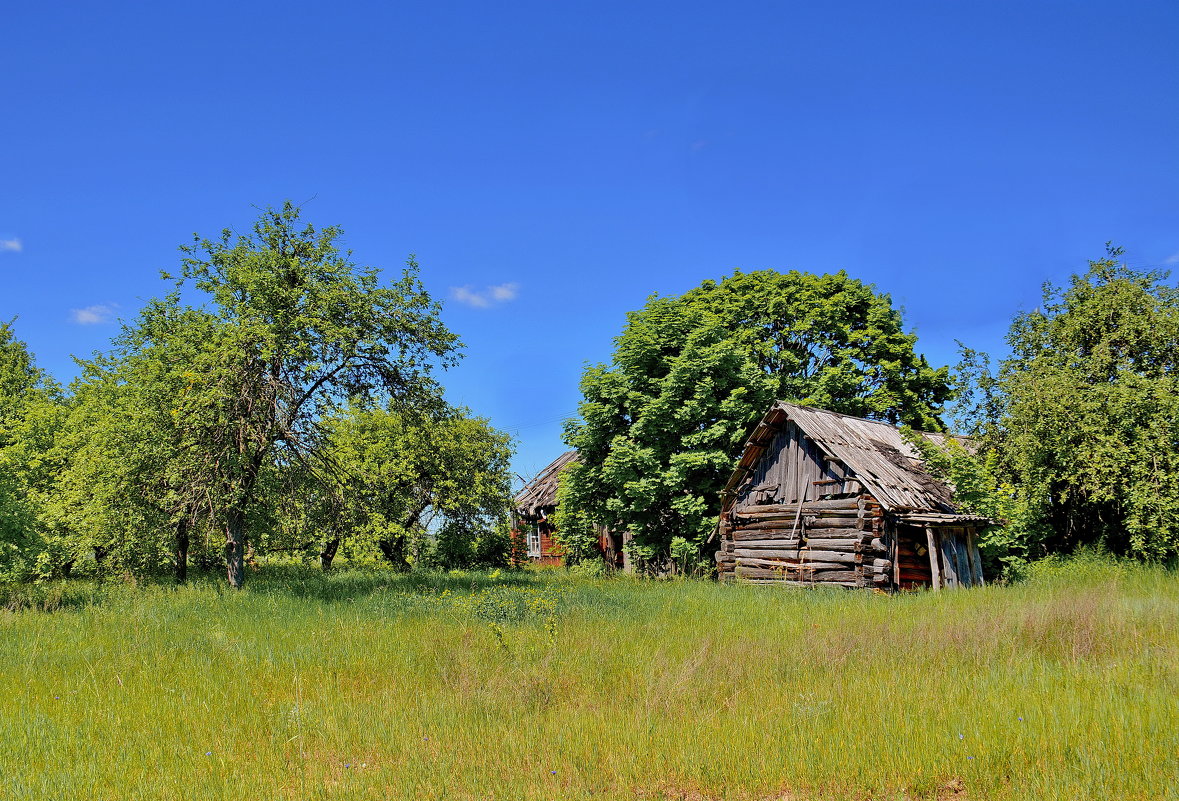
[717,494,890,588]
[719,413,987,591]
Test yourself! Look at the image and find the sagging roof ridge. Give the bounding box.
[727,400,970,514]
[513,450,578,518]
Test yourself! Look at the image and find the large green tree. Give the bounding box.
[48,303,225,581]
[559,270,950,566]
[267,402,514,571]
[0,322,66,580]
[955,248,1179,561]
[682,270,950,428]
[58,203,461,587]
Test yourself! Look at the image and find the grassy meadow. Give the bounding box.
[1,558,1176,800]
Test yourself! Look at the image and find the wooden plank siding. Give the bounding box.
[718,402,992,591]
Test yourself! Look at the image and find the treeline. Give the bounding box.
[0,204,516,587]
[4,205,1177,588]
[554,248,1179,575]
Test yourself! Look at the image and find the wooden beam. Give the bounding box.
[939,530,960,588]
[925,526,942,590]
[967,529,985,586]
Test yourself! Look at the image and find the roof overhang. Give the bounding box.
[893,511,998,526]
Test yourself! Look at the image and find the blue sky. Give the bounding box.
[2,0,1177,483]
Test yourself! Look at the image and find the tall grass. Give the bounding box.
[1,557,1176,800]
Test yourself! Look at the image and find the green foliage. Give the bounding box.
[0,322,66,581]
[564,298,775,566]
[903,430,1049,577]
[955,248,1179,561]
[562,270,951,564]
[45,303,229,578]
[3,203,473,586]
[163,202,462,585]
[550,472,603,564]
[306,403,514,570]
[683,269,952,427]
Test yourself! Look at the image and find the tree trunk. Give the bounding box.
[225,511,247,589]
[320,537,340,571]
[175,522,190,584]
[224,450,266,589]
[378,535,410,571]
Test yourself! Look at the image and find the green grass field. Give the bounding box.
[1,557,1176,800]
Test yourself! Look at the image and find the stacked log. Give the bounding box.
[717,494,890,588]
[895,538,933,588]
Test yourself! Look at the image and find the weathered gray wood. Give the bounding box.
[955,530,971,587]
[803,518,866,530]
[883,518,898,591]
[962,529,978,587]
[730,526,806,537]
[729,538,803,549]
[953,532,972,587]
[738,498,861,517]
[806,527,866,540]
[938,533,957,589]
[732,527,805,540]
[733,548,802,560]
[736,566,802,579]
[806,509,862,519]
[925,527,942,590]
[806,569,861,582]
[967,530,985,586]
[805,533,870,545]
[737,578,862,587]
[734,565,862,584]
[800,549,861,565]
[937,529,959,588]
[732,526,804,540]
[803,538,860,552]
[738,559,848,571]
[731,519,804,531]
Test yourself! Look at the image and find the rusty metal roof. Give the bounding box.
[514,451,578,519]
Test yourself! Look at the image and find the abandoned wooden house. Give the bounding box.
[512,451,577,565]
[716,402,990,590]
[511,451,628,569]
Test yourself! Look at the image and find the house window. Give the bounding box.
[527,525,541,557]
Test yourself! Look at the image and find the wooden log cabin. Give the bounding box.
[512,451,628,568]
[716,402,990,590]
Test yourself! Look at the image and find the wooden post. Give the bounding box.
[947,528,966,587]
[925,526,941,590]
[939,530,960,588]
[884,516,899,592]
[966,529,985,586]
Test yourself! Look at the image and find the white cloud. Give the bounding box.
[490,283,519,302]
[450,282,519,309]
[1164,250,1179,265]
[71,304,117,325]
[0,238,21,253]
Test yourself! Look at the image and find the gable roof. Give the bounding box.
[725,401,973,513]
[514,451,578,519]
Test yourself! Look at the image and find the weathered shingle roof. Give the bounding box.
[514,451,578,519]
[728,402,973,513]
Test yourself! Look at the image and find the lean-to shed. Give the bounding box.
[511,452,629,568]
[716,402,990,590]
